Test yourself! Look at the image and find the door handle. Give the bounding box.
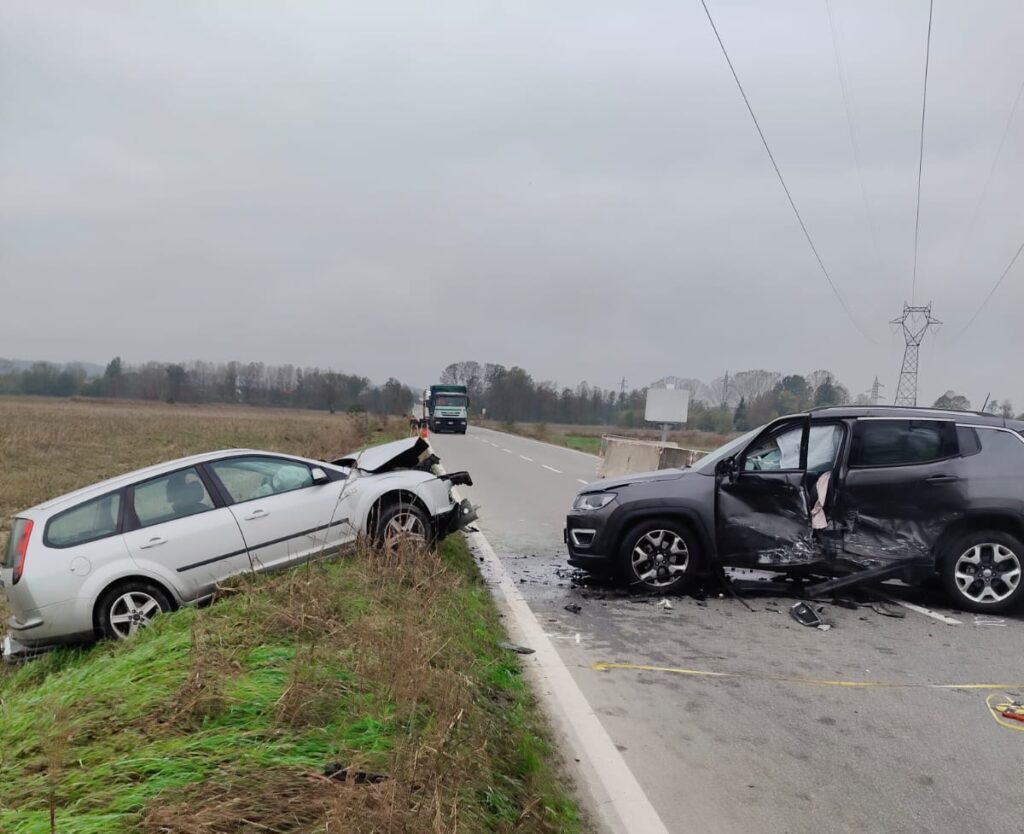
[138,537,166,549]
[245,509,269,520]
[925,474,959,485]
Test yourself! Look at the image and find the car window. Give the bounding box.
[46,493,122,548]
[850,420,956,467]
[743,424,803,471]
[807,424,843,472]
[132,467,215,528]
[210,456,314,503]
[956,426,982,457]
[977,428,1024,462]
[692,428,760,473]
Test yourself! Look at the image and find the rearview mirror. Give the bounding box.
[311,467,330,485]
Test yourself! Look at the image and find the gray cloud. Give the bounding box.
[2,0,1022,407]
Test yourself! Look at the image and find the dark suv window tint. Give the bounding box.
[132,467,215,528]
[850,420,957,467]
[956,426,982,457]
[46,493,122,548]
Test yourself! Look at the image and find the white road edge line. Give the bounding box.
[876,593,962,625]
[467,528,671,834]
[520,455,534,462]
[577,478,589,485]
[503,448,514,454]
[542,464,562,474]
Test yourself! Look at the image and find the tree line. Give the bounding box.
[439,361,1021,432]
[0,357,416,415]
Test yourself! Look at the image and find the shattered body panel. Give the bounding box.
[332,437,432,473]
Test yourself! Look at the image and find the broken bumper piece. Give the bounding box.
[444,498,479,536]
[2,633,50,663]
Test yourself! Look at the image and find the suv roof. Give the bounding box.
[807,404,1024,430]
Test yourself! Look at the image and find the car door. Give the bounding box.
[834,418,965,562]
[716,418,816,567]
[205,455,354,572]
[122,466,252,599]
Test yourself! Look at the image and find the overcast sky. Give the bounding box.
[2,1,1022,407]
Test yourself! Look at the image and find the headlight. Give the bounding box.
[572,492,616,512]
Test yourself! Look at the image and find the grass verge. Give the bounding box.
[0,535,581,833]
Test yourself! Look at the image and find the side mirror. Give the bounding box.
[311,467,331,485]
[715,456,738,479]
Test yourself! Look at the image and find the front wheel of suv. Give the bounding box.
[618,518,701,594]
[941,530,1024,614]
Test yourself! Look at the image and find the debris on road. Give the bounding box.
[498,641,536,655]
[790,601,825,628]
[564,603,582,614]
[869,602,906,619]
[657,599,673,611]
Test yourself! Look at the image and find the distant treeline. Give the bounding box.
[439,361,1015,431]
[0,358,416,415]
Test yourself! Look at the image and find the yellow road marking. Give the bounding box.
[591,662,1024,691]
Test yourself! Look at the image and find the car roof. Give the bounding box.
[20,448,286,516]
[806,405,1022,429]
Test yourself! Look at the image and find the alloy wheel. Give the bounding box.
[108,591,163,639]
[631,529,689,588]
[383,511,428,550]
[953,543,1022,604]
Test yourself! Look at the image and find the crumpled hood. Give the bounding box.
[332,437,434,474]
[580,468,689,493]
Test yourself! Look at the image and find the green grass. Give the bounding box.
[562,435,602,455]
[0,537,581,834]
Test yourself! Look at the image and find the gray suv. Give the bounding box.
[565,407,1024,613]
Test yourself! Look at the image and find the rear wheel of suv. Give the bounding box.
[941,530,1024,614]
[618,518,701,594]
[96,582,173,640]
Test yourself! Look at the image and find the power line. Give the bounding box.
[958,236,1024,335]
[910,0,934,304]
[698,0,875,343]
[824,0,885,278]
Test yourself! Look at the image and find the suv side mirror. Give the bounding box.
[715,456,738,479]
[311,467,331,485]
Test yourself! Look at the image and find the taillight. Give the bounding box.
[12,519,34,585]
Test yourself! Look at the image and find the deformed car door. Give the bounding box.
[834,418,964,563]
[716,418,816,568]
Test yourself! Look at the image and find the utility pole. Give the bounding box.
[870,376,884,406]
[720,371,730,409]
[892,303,940,406]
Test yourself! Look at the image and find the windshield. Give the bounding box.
[691,427,761,473]
[436,395,466,407]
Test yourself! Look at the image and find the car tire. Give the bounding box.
[96,581,173,641]
[940,530,1024,614]
[375,501,432,552]
[618,518,701,594]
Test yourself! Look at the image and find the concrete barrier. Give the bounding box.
[598,436,706,479]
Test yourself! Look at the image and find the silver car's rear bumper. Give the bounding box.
[2,633,51,662]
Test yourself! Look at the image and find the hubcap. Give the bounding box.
[108,591,162,639]
[954,543,1021,604]
[632,530,688,588]
[383,512,427,551]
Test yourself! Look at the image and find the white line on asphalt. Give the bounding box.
[577,479,589,485]
[520,455,534,462]
[503,448,514,454]
[468,530,670,834]
[876,593,961,625]
[542,464,562,473]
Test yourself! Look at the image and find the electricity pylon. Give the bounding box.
[892,303,941,406]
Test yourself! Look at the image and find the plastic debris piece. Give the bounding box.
[564,603,582,614]
[790,601,824,628]
[658,599,673,610]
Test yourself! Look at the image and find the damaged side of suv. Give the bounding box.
[565,407,1024,613]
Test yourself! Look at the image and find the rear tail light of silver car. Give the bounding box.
[7,518,34,585]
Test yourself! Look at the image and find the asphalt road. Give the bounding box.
[431,426,1024,834]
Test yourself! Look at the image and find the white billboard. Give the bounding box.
[645,387,690,424]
